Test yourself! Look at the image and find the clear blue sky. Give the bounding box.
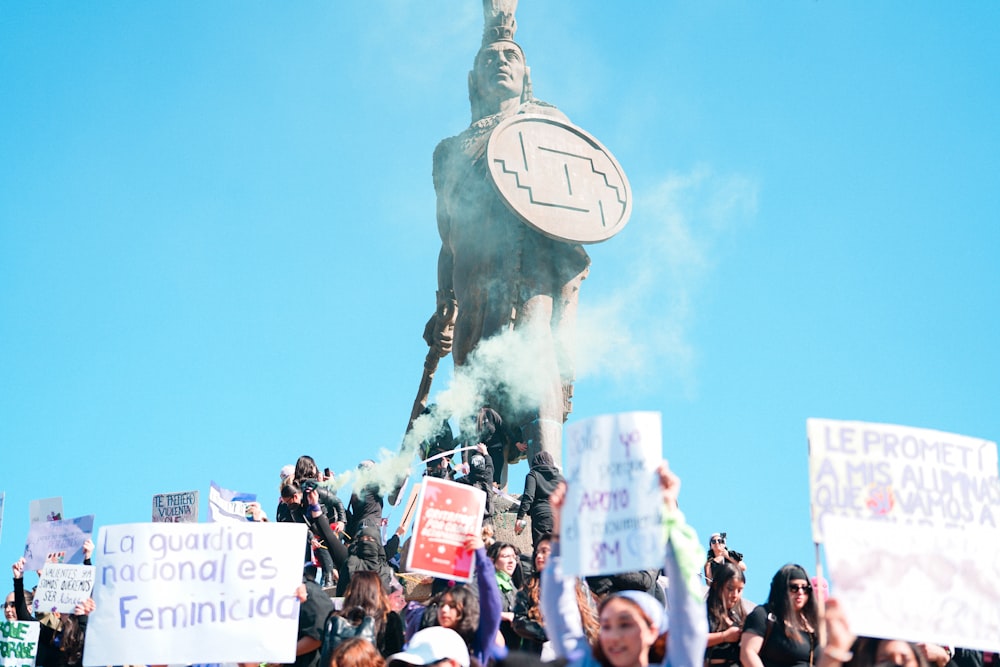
[2,1,998,605]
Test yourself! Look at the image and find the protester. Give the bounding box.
[540,461,708,667]
[329,637,387,667]
[489,541,524,652]
[427,533,503,665]
[386,626,471,667]
[705,562,747,667]
[514,451,564,548]
[14,544,97,667]
[347,460,386,541]
[335,570,405,658]
[704,533,746,585]
[456,444,496,526]
[512,534,599,658]
[740,564,818,667]
[293,563,336,667]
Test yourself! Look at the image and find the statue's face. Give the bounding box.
[474,41,526,102]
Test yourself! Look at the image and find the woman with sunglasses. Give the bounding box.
[740,565,818,667]
[704,533,746,585]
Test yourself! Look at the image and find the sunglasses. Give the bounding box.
[788,584,812,594]
[710,538,726,545]
[3,602,16,608]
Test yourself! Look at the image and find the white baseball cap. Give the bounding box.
[386,627,470,667]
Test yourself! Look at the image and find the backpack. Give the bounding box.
[319,612,377,666]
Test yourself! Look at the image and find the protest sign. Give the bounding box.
[405,478,485,582]
[208,482,256,523]
[23,515,94,570]
[560,411,664,577]
[28,497,62,524]
[807,419,1000,541]
[824,514,1000,652]
[82,521,307,666]
[809,419,1000,652]
[151,490,199,523]
[32,563,96,614]
[0,620,39,667]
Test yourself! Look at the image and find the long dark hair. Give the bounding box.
[706,562,746,631]
[294,455,320,482]
[433,584,480,646]
[340,570,390,638]
[766,563,818,641]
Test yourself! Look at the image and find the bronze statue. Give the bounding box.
[419,0,630,482]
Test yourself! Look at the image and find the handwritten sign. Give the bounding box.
[561,411,664,577]
[208,482,256,524]
[809,419,1000,653]
[807,419,1000,541]
[28,497,62,523]
[33,564,96,614]
[0,620,39,667]
[23,515,94,570]
[82,521,307,666]
[824,515,1000,652]
[152,490,199,523]
[406,478,485,582]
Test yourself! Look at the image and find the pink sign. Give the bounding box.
[405,478,485,582]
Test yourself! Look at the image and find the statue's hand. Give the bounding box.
[422,311,454,357]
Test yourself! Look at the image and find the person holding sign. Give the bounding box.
[540,461,708,667]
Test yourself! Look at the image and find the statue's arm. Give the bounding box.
[423,144,457,356]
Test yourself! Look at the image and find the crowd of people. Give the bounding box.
[5,437,997,667]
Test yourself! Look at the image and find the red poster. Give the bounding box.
[405,477,486,582]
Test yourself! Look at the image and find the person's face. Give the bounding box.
[710,535,726,556]
[4,593,16,620]
[876,640,919,667]
[437,595,461,629]
[474,41,526,101]
[495,547,518,576]
[388,589,406,613]
[281,492,302,506]
[534,541,552,572]
[787,579,811,612]
[598,597,659,667]
[723,578,744,610]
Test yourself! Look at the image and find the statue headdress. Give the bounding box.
[470,0,534,120]
[481,0,518,44]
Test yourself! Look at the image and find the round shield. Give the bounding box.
[486,114,632,244]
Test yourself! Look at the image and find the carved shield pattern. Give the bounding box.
[486,114,632,244]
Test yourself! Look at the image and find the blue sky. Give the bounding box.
[2,1,998,605]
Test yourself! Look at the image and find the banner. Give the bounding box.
[809,419,1000,653]
[807,419,999,541]
[23,515,94,570]
[151,490,199,523]
[0,620,39,667]
[405,478,485,582]
[82,521,307,666]
[208,482,256,523]
[28,497,62,524]
[560,411,664,577]
[33,563,96,614]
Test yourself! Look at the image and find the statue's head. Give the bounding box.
[468,0,533,120]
